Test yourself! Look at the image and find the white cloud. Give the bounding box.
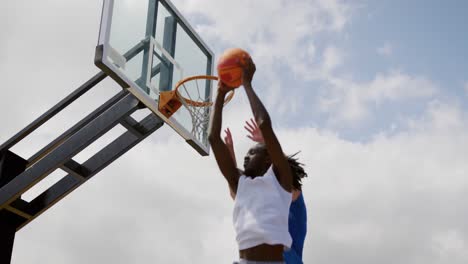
[176,0,350,47]
[432,231,468,262]
[307,44,317,58]
[322,46,344,72]
[377,42,393,57]
[172,0,353,109]
[316,0,350,31]
[319,71,438,124]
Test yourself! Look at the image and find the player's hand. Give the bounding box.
[224,128,235,161]
[242,57,256,87]
[245,118,264,143]
[224,127,234,147]
[218,80,231,93]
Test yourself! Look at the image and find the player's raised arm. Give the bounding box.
[241,59,293,192]
[208,82,240,193]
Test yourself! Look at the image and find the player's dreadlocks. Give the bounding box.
[287,152,307,191]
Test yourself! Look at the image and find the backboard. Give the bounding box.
[95,0,214,156]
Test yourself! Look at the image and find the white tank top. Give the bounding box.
[233,166,292,250]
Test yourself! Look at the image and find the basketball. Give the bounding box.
[217,48,251,88]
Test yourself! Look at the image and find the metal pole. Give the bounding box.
[159,16,177,92]
[0,72,107,152]
[138,0,159,93]
[0,151,27,263]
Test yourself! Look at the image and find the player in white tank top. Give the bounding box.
[208,56,293,263]
[234,165,292,250]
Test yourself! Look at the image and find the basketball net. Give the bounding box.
[158,75,234,144]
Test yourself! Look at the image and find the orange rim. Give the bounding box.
[174,75,235,107]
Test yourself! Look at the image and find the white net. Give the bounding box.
[175,76,234,145]
[177,78,212,143]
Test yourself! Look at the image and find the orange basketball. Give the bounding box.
[217,48,251,88]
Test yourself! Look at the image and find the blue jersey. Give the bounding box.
[283,193,307,264]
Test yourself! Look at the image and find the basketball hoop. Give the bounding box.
[158,75,235,143]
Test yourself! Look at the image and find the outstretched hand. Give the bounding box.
[242,57,256,87]
[245,118,264,143]
[223,128,236,162]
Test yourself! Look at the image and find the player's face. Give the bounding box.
[243,144,270,176]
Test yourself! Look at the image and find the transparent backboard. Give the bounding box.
[95,0,214,156]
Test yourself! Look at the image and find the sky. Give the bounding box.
[1,0,468,263]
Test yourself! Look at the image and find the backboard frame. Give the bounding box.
[95,0,215,156]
